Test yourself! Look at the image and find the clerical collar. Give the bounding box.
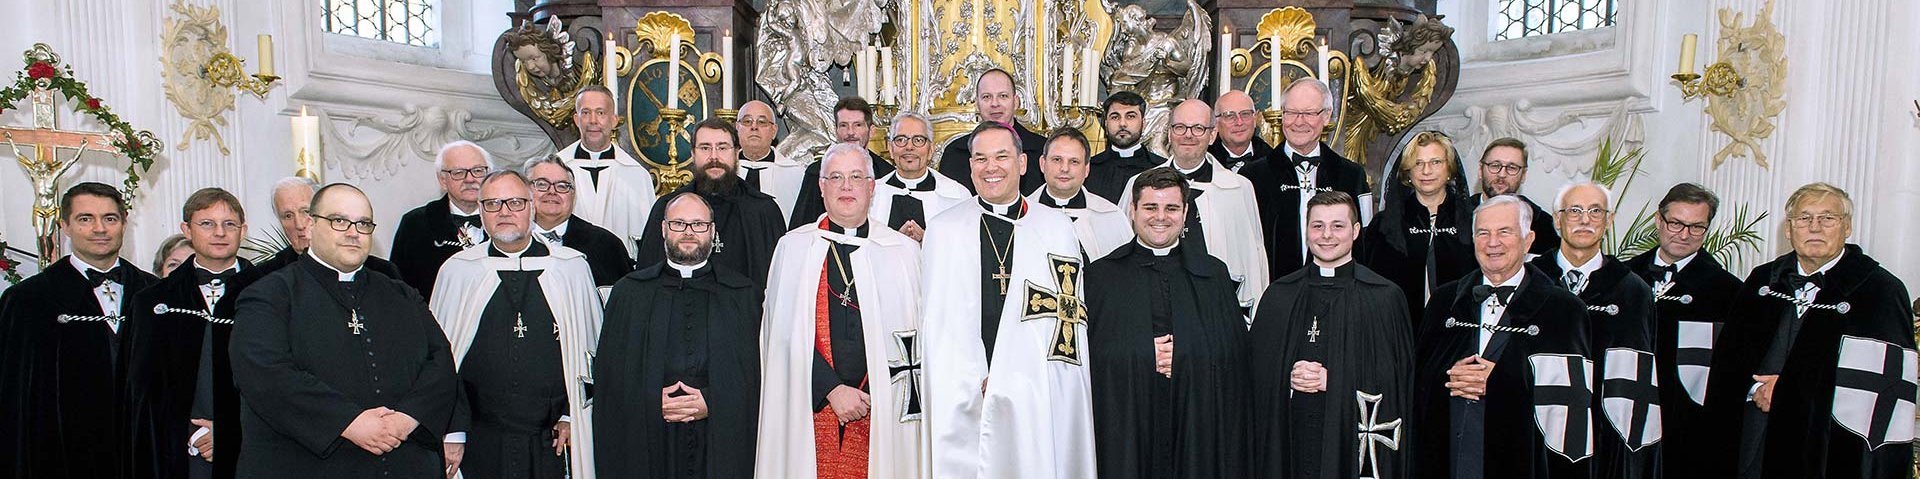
[820,218,870,238]
[488,240,547,258]
[1175,160,1214,183]
[1283,143,1322,158]
[1314,258,1354,277]
[1482,268,1525,288]
[1223,142,1255,158]
[576,143,614,158]
[315,256,362,281]
[1555,250,1603,276]
[740,150,774,163]
[887,171,934,191]
[448,199,479,217]
[1040,190,1085,209]
[1111,143,1143,157]
[534,218,570,238]
[1654,251,1697,272]
[1797,248,1845,277]
[1140,240,1178,256]
[668,260,709,278]
[979,197,1026,220]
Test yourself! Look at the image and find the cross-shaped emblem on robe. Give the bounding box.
[887,329,925,422]
[347,311,365,335]
[1356,390,1403,479]
[1021,254,1087,365]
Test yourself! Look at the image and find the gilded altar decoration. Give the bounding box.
[620,11,726,194]
[756,0,884,161]
[160,0,235,155]
[1333,14,1451,166]
[1706,0,1786,170]
[1100,0,1210,155]
[509,17,599,131]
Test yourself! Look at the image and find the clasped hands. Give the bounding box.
[340,407,418,455]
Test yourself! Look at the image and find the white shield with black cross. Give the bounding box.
[1530,353,1595,462]
[1832,335,1918,450]
[1601,348,1662,450]
[1674,321,1720,405]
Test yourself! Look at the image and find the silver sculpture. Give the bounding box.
[1101,0,1211,156]
[756,0,885,161]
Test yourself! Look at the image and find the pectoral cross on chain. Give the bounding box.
[347,311,365,335]
[1307,316,1322,343]
[992,266,1012,295]
[711,237,726,254]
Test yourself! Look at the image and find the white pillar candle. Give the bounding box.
[257,34,275,77]
[604,38,619,104]
[1269,35,1282,106]
[1316,38,1329,81]
[722,30,735,108]
[291,105,321,179]
[667,34,681,110]
[1060,45,1075,107]
[881,46,896,104]
[1678,33,1698,75]
[1080,47,1099,106]
[1218,26,1231,94]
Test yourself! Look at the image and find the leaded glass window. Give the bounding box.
[1494,0,1617,40]
[323,0,440,47]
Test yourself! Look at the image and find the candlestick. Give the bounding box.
[722,30,735,108]
[257,35,275,77]
[1269,34,1282,106]
[1678,33,1698,76]
[667,34,681,110]
[1218,26,1231,94]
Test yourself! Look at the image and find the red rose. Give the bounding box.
[26,62,56,79]
[125,138,142,151]
[85,98,101,110]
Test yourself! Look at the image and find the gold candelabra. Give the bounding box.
[713,108,738,124]
[1672,61,1744,101]
[203,51,280,99]
[658,107,689,160]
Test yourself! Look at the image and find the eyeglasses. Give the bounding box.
[889,135,931,147]
[1410,158,1447,171]
[1788,213,1847,229]
[1215,109,1258,123]
[665,220,714,233]
[1480,161,1526,176]
[1557,207,1611,221]
[1169,124,1215,137]
[309,213,376,234]
[737,117,775,128]
[439,166,490,180]
[531,179,575,193]
[481,198,531,212]
[191,220,244,232]
[822,173,873,186]
[1659,215,1709,236]
[694,143,736,154]
[1281,108,1327,119]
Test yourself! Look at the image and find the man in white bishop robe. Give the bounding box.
[869,112,969,242]
[1119,99,1269,310]
[429,172,602,478]
[1026,127,1131,260]
[736,100,810,219]
[921,122,1095,478]
[757,144,927,478]
[559,85,656,258]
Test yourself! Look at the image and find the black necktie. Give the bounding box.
[86,266,125,287]
[194,268,236,286]
[1472,284,1518,306]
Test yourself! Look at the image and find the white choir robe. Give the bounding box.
[739,150,810,220]
[558,140,657,259]
[868,170,971,230]
[756,224,928,479]
[920,202,1096,479]
[1118,155,1270,308]
[428,244,604,479]
[1025,188,1133,260]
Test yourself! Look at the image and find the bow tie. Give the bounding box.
[454,214,480,228]
[85,266,126,287]
[1649,264,1677,276]
[1290,153,1320,170]
[539,230,564,245]
[1789,272,1825,292]
[194,268,236,286]
[1472,284,1518,306]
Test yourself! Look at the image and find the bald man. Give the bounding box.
[1207,90,1272,172]
[736,100,810,219]
[1119,99,1270,311]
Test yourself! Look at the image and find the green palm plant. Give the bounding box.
[241,226,291,264]
[1588,138,1768,266]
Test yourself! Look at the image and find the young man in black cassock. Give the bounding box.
[1251,191,1413,479]
[1706,183,1915,478]
[392,141,493,299]
[526,156,636,286]
[1084,91,1165,202]
[1362,131,1476,326]
[122,188,254,479]
[1412,195,1593,479]
[1622,183,1743,479]
[635,119,786,288]
[0,182,160,479]
[1241,78,1372,280]
[230,184,458,478]
[596,192,762,478]
[1085,167,1249,478]
[1529,182,1661,478]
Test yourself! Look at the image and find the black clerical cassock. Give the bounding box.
[1363,188,1477,325]
[1250,262,1413,479]
[230,255,458,477]
[1085,241,1249,478]
[122,257,252,479]
[1705,245,1916,478]
[0,256,158,479]
[536,215,636,286]
[634,184,786,287]
[594,262,761,479]
[1085,145,1167,203]
[1623,250,1741,479]
[1532,253,1662,479]
[1413,264,1593,479]
[1241,144,1372,279]
[392,195,487,299]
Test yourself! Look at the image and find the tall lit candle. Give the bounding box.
[604,38,619,104]
[1268,34,1282,106]
[1080,46,1098,106]
[257,34,275,77]
[860,44,876,100]
[1218,25,1232,94]
[1678,33,1698,75]
[881,46,896,104]
[721,30,734,108]
[667,34,681,110]
[291,105,321,180]
[1315,38,1329,81]
[1060,45,1075,107]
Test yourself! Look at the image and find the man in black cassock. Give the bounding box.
[635,119,786,287]
[1251,191,1413,479]
[1240,78,1372,280]
[1529,182,1661,478]
[122,188,254,479]
[1362,131,1475,325]
[788,96,897,229]
[596,192,762,479]
[1207,90,1272,172]
[1084,91,1165,203]
[1413,195,1593,479]
[1623,183,1742,479]
[1086,167,1248,478]
[526,156,635,286]
[392,141,493,299]
[1706,183,1915,478]
[1463,137,1559,255]
[230,184,457,478]
[937,69,1047,194]
[0,182,160,479]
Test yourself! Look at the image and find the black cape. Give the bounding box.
[1532,253,1663,479]
[787,149,895,229]
[230,255,457,478]
[1413,264,1594,479]
[1361,188,1477,326]
[1084,146,1167,203]
[1250,262,1414,479]
[555,215,637,286]
[0,256,158,479]
[391,195,481,300]
[1623,250,1742,479]
[1241,142,1373,279]
[936,120,1048,195]
[594,263,761,479]
[1208,136,1273,172]
[634,183,786,288]
[122,257,254,479]
[1463,194,1560,256]
[1705,245,1915,478]
[1085,242,1249,479]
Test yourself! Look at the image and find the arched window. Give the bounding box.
[323,0,440,47]
[1494,0,1617,40]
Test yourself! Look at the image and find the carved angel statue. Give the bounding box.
[1100,0,1210,155]
[507,17,596,129]
[756,0,885,161]
[1336,14,1452,164]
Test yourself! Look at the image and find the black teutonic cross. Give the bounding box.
[1022,254,1087,365]
[1535,357,1593,458]
[887,330,925,421]
[1602,352,1661,447]
[1835,341,1919,445]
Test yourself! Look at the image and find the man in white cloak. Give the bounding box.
[559,85,656,258]
[921,122,1095,478]
[1119,99,1269,310]
[430,171,602,479]
[869,111,969,242]
[1026,127,1131,261]
[736,100,810,219]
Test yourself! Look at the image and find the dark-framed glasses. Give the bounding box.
[531,179,575,193]
[1659,215,1709,236]
[1557,207,1611,221]
[665,220,714,233]
[480,198,531,212]
[309,213,377,234]
[889,135,931,147]
[1480,161,1526,176]
[439,166,490,180]
[1169,124,1215,137]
